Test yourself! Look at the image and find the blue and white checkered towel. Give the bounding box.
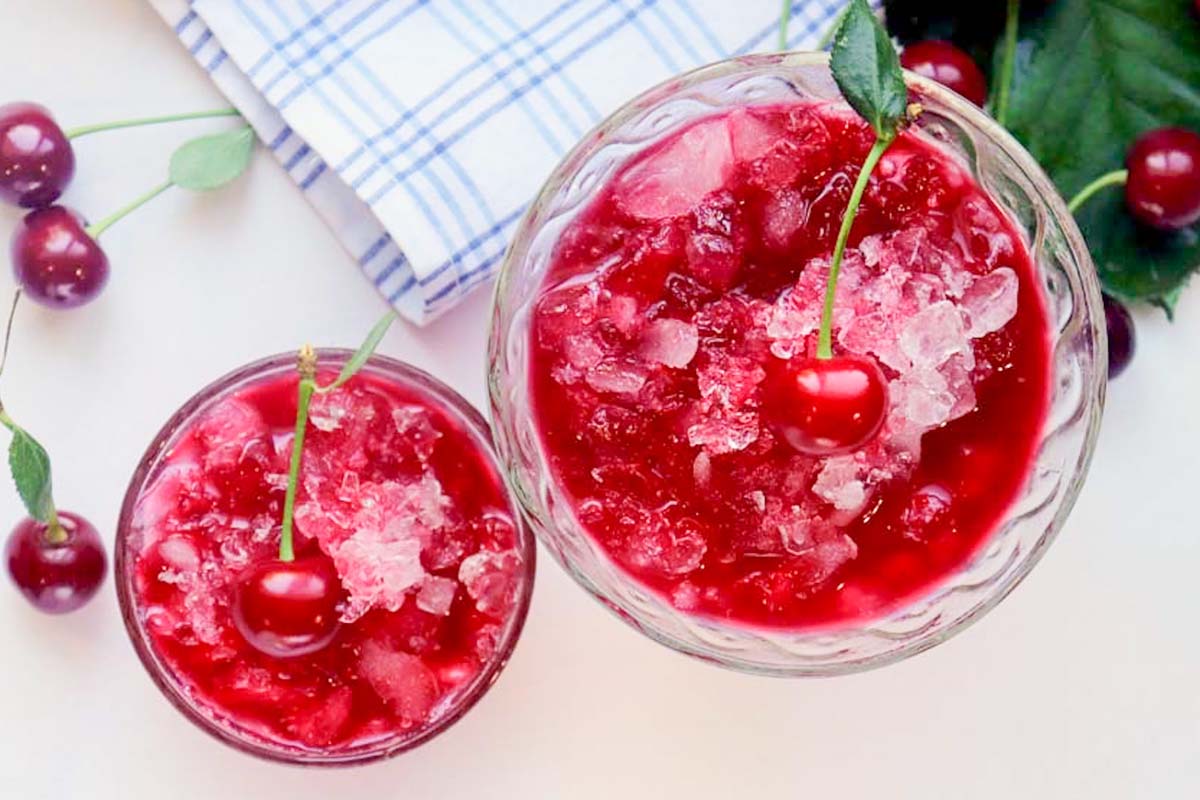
[151,0,858,324]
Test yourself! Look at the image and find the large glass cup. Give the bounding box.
[488,54,1105,676]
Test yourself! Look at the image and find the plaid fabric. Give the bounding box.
[150,0,870,324]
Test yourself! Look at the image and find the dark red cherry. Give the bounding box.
[5,512,106,614]
[233,555,342,658]
[1102,294,1135,379]
[1124,127,1200,230]
[900,41,989,107]
[765,355,889,456]
[11,205,109,309]
[0,103,75,208]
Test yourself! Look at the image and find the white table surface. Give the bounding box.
[1,2,1197,798]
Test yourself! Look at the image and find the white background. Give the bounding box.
[1,2,1197,798]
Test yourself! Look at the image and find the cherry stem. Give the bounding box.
[279,346,318,563]
[778,0,792,50]
[276,317,396,561]
[0,293,64,545]
[85,180,174,240]
[817,134,893,360]
[0,290,19,381]
[1067,169,1129,214]
[995,0,1020,127]
[64,109,241,140]
[0,408,61,545]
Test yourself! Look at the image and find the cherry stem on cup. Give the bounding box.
[279,346,318,563]
[817,134,894,359]
[85,180,174,239]
[778,0,792,51]
[994,0,1021,126]
[64,109,240,140]
[277,311,397,562]
[1067,169,1129,214]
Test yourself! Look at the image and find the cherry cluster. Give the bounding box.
[900,41,1200,380]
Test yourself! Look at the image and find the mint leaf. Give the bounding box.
[831,0,907,139]
[169,126,255,191]
[6,425,53,523]
[1002,0,1200,306]
[321,312,397,393]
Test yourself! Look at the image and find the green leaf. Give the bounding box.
[1001,0,1200,305]
[168,126,255,191]
[321,311,397,393]
[1076,191,1199,306]
[1151,284,1185,320]
[831,0,908,139]
[6,425,53,523]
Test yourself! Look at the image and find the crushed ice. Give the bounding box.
[542,218,1020,586]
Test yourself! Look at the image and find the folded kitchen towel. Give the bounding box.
[150,0,864,324]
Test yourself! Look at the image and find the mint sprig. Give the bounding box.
[277,311,398,562]
[818,0,909,359]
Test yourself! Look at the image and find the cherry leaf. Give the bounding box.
[4,422,54,523]
[169,126,255,191]
[1002,0,1200,306]
[321,311,397,393]
[886,0,1200,307]
[831,0,907,139]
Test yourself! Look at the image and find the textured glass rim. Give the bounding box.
[114,349,537,765]
[488,52,1106,677]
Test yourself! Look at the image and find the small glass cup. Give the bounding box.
[116,350,536,764]
[488,53,1105,676]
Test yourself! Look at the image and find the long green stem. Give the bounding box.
[0,291,19,381]
[279,346,318,563]
[818,135,893,359]
[1067,169,1128,214]
[85,180,174,239]
[64,109,240,140]
[0,293,64,544]
[778,0,792,51]
[995,0,1020,126]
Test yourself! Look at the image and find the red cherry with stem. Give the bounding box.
[1102,294,1136,380]
[1124,127,1200,231]
[232,554,342,658]
[11,206,109,309]
[900,41,989,107]
[765,355,889,456]
[5,512,106,614]
[0,103,75,209]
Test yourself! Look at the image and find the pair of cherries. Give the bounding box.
[1,103,110,308]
